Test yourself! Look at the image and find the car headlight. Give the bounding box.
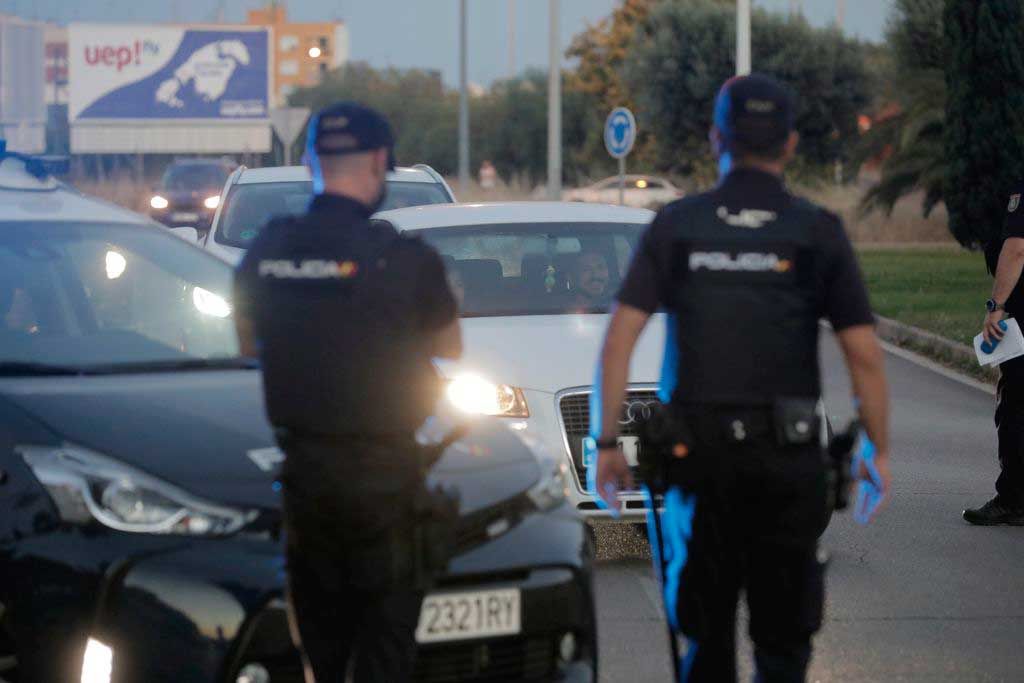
[204,195,220,210]
[150,195,169,210]
[446,374,529,417]
[18,444,255,536]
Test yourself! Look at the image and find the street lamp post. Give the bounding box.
[458,0,470,191]
[737,0,752,75]
[546,0,562,201]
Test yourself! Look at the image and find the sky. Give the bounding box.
[8,0,892,86]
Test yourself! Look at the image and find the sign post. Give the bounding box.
[604,107,636,206]
[270,107,311,166]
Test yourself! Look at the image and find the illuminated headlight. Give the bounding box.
[81,638,113,683]
[204,195,220,210]
[19,444,254,536]
[192,286,232,318]
[446,374,529,417]
[150,195,169,210]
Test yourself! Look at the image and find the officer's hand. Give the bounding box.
[595,447,634,516]
[862,451,891,494]
[983,310,1008,345]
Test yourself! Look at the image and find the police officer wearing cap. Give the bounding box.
[233,102,462,682]
[966,185,1024,525]
[591,74,891,681]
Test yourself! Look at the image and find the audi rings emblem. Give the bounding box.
[619,400,658,425]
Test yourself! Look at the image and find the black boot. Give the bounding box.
[962,497,1024,526]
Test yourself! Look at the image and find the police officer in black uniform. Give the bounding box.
[591,75,891,681]
[966,185,1024,525]
[233,102,462,682]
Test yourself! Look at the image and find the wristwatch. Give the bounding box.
[986,299,1005,313]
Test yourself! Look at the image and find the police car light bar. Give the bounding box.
[0,139,70,180]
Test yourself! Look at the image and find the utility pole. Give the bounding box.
[507,0,517,80]
[546,0,562,200]
[458,0,470,191]
[737,0,752,75]
[836,0,846,32]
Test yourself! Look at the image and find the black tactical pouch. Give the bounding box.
[773,398,821,447]
[826,421,860,512]
[636,403,699,494]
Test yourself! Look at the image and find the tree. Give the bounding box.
[857,0,947,219]
[944,0,1024,249]
[622,1,872,181]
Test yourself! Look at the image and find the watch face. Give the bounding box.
[987,300,997,312]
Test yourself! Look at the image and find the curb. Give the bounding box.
[874,315,999,385]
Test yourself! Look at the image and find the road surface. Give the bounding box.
[593,331,1024,682]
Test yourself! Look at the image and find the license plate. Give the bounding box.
[415,588,521,644]
[582,436,640,468]
[172,212,199,222]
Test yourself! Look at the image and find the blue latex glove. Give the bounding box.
[851,435,885,524]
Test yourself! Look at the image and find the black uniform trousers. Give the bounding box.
[278,433,426,682]
[663,408,830,683]
[996,358,1024,508]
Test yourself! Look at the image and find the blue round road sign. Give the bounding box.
[604,107,636,159]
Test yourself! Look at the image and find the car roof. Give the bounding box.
[236,165,438,185]
[0,158,155,226]
[375,202,655,231]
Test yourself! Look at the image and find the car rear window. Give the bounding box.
[215,180,452,248]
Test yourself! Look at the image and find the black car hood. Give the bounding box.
[0,372,540,515]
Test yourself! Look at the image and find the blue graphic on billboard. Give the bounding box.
[73,29,268,120]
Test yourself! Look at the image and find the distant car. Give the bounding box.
[202,164,456,264]
[563,174,683,209]
[0,151,595,682]
[148,158,236,235]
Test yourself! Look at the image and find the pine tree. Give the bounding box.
[944,0,1024,248]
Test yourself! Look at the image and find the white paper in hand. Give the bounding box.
[974,318,1024,366]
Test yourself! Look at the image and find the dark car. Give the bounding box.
[0,153,596,683]
[149,159,235,235]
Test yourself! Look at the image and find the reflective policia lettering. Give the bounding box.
[688,251,793,273]
[257,259,360,279]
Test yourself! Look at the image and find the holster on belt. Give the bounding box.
[636,403,701,494]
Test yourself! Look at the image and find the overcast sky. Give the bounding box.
[10,0,892,86]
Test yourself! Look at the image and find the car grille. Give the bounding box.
[415,636,556,682]
[559,390,661,484]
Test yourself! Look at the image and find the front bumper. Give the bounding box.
[51,505,594,682]
[518,386,653,522]
[150,207,215,230]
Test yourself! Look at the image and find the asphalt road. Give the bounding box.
[592,331,1024,682]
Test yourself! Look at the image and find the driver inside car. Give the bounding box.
[570,249,613,310]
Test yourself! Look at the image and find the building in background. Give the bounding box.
[246,3,348,106]
[0,15,46,153]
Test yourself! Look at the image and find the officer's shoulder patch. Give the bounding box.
[1009,194,1021,213]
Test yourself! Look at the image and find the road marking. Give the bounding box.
[879,339,995,396]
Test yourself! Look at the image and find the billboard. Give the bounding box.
[69,24,271,153]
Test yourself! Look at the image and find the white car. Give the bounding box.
[375,202,665,520]
[201,164,456,264]
[563,174,684,209]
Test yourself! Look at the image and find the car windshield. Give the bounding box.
[415,222,644,317]
[215,180,452,248]
[0,222,240,371]
[161,164,229,191]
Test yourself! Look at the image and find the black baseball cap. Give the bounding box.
[713,74,796,153]
[306,102,396,169]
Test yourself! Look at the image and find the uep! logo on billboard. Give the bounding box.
[83,40,160,72]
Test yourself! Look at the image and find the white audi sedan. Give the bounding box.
[375,202,665,520]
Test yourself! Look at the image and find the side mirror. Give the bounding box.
[170,226,200,243]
